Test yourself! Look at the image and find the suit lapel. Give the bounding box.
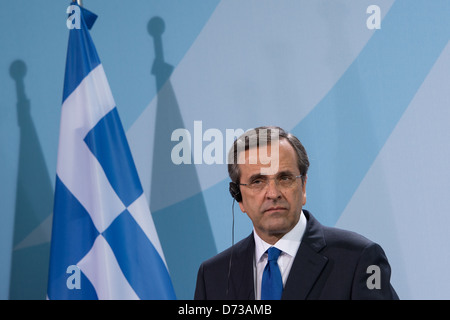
[282,210,328,300]
[229,211,328,300]
[229,233,255,300]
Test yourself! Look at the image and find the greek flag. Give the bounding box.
[47,4,176,300]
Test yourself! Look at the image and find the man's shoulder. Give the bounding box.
[304,210,377,253]
[199,233,254,268]
[304,211,390,275]
[322,224,374,249]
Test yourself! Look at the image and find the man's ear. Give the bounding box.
[238,200,246,213]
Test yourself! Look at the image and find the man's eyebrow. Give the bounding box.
[276,170,296,176]
[247,170,295,181]
[248,173,265,181]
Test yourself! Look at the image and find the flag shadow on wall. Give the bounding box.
[9,60,53,299]
[147,17,217,299]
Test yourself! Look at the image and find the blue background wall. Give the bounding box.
[1,0,449,299]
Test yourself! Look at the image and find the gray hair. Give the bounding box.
[227,126,309,184]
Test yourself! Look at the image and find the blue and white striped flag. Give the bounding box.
[47,4,176,300]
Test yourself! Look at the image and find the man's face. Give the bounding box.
[237,139,307,244]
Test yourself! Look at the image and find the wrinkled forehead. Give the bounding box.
[237,139,297,176]
[237,142,277,164]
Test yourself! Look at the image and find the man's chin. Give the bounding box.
[262,214,299,236]
[264,221,292,237]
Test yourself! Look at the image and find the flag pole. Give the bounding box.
[73,0,83,7]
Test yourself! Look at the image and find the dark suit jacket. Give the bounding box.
[194,210,399,300]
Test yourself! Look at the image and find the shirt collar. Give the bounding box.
[254,210,307,263]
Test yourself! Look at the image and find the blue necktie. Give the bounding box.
[261,247,283,300]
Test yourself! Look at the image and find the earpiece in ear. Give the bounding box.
[229,182,242,202]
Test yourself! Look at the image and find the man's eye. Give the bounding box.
[251,179,264,185]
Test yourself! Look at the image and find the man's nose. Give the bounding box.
[265,179,282,199]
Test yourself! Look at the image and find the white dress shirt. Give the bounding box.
[253,211,307,300]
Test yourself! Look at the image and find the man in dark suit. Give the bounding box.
[194,126,398,300]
